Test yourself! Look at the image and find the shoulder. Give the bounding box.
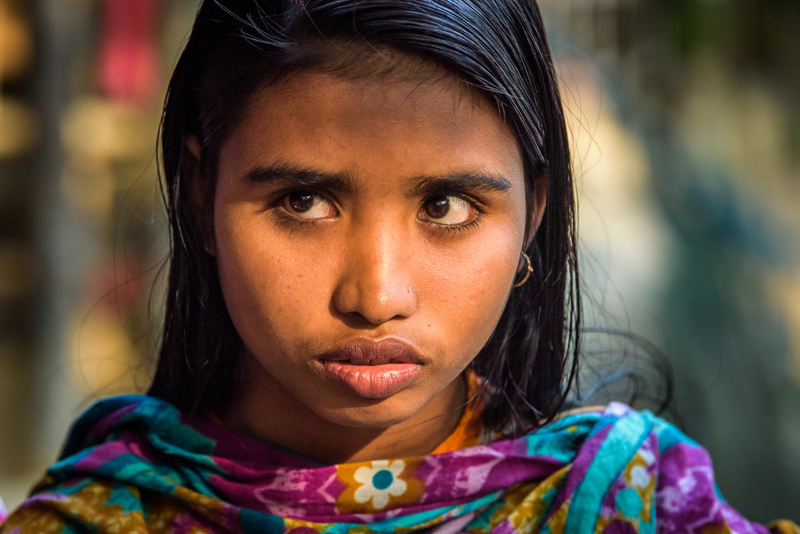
[549,401,708,501]
[543,402,796,533]
[57,394,217,460]
[0,394,228,534]
[549,401,694,452]
[0,478,149,534]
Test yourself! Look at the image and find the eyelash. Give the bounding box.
[267,189,486,234]
[418,196,485,236]
[265,189,336,230]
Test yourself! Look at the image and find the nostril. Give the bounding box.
[331,249,419,324]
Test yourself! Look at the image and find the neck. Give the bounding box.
[220,356,467,464]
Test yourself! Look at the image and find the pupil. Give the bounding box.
[427,197,450,219]
[289,193,315,212]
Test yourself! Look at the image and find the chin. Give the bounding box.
[314,397,424,429]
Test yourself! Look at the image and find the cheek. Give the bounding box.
[417,226,520,350]
[212,207,333,353]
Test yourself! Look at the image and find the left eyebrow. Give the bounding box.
[407,172,513,197]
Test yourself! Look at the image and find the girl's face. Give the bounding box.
[206,69,538,452]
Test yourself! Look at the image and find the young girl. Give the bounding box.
[1,0,797,532]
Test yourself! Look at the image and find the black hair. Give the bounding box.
[148,0,580,435]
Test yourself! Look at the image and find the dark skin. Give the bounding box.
[188,70,546,464]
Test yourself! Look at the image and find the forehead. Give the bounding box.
[218,70,524,190]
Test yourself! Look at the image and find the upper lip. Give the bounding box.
[318,338,425,365]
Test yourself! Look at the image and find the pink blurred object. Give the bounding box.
[96,0,162,104]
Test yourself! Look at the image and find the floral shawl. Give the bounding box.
[1,395,796,534]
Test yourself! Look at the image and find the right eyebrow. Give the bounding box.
[243,163,360,194]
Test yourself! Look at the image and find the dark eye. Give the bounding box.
[419,195,477,226]
[280,191,337,219]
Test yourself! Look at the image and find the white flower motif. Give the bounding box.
[353,459,407,510]
[659,486,683,513]
[630,464,652,488]
[638,449,655,465]
[607,402,629,417]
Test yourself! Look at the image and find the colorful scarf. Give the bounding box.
[1,395,796,534]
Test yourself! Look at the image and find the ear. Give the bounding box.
[184,135,216,256]
[525,174,548,249]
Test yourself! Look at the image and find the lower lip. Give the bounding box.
[320,361,422,399]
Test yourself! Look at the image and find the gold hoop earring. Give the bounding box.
[513,252,533,288]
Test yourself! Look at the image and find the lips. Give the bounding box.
[319,338,424,365]
[318,338,424,398]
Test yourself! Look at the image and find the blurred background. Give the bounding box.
[0,0,798,521]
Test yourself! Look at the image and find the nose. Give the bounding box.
[332,223,418,325]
